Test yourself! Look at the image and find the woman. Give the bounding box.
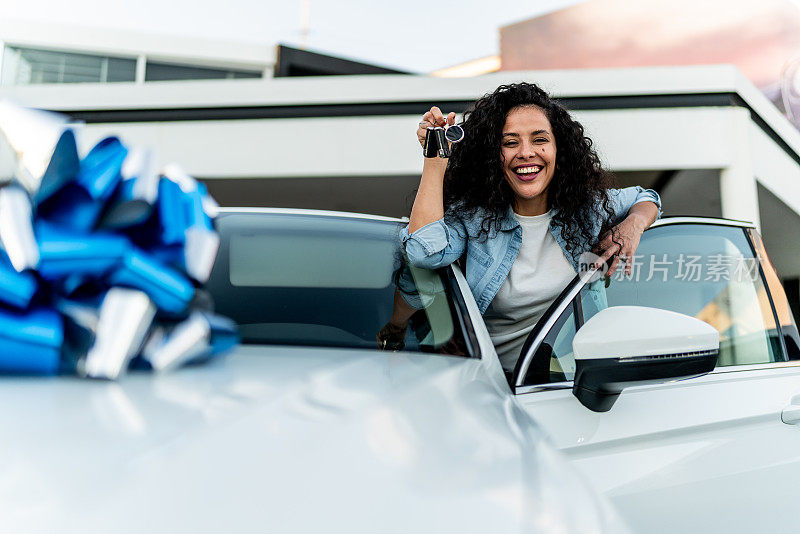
[400,82,661,370]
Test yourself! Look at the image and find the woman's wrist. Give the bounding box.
[421,157,448,184]
[423,156,448,170]
[625,211,650,234]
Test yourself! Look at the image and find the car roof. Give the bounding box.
[217,207,407,224]
[218,208,754,229]
[651,216,755,229]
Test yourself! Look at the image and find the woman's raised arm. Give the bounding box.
[408,106,455,233]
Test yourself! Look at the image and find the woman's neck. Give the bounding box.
[513,196,549,216]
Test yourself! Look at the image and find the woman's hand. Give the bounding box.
[594,216,645,277]
[417,106,456,149]
[408,107,455,232]
[376,289,417,350]
[376,321,408,351]
[594,201,659,277]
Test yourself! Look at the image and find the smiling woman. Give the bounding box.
[400,82,662,371]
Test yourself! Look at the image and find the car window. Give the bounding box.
[523,300,579,385]
[526,224,782,385]
[207,212,471,356]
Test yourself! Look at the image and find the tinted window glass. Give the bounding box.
[145,61,261,81]
[525,224,782,386]
[590,224,780,366]
[207,212,468,356]
[528,301,578,384]
[229,232,395,288]
[1,46,136,85]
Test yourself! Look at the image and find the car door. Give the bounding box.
[512,219,800,534]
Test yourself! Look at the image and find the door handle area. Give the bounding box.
[782,394,800,425]
[782,405,800,425]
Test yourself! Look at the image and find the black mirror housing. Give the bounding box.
[573,350,718,412]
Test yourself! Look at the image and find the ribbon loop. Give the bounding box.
[83,288,156,380]
[143,311,238,372]
[0,184,40,271]
[99,146,158,229]
[0,100,80,204]
[0,307,62,374]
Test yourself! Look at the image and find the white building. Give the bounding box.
[0,19,275,85]
[2,22,800,309]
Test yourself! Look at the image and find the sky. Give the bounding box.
[3,0,583,72]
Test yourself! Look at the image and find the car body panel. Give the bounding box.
[516,365,800,533]
[0,343,625,533]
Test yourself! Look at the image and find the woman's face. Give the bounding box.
[500,106,557,214]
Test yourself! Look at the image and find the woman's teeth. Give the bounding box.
[515,165,542,178]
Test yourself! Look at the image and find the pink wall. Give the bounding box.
[500,0,800,89]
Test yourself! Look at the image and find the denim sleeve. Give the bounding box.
[395,261,427,310]
[400,216,467,270]
[607,186,663,224]
[395,259,448,311]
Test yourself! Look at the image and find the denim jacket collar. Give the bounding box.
[498,206,518,231]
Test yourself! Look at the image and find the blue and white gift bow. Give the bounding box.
[0,100,238,379]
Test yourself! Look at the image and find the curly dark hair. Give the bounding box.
[444,82,616,260]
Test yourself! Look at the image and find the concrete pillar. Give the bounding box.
[720,109,761,232]
[135,55,146,85]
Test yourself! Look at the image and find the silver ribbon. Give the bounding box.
[0,99,80,203]
[83,288,156,380]
[143,312,211,372]
[0,184,39,271]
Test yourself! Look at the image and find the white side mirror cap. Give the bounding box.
[573,306,719,361]
[571,306,719,412]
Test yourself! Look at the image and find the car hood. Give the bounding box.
[0,345,625,533]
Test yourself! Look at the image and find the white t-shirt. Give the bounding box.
[483,211,576,371]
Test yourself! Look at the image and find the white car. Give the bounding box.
[9,207,796,533]
[206,208,800,533]
[2,207,627,534]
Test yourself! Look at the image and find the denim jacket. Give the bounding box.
[399,187,662,314]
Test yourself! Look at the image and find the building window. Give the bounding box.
[144,61,261,81]
[1,46,137,85]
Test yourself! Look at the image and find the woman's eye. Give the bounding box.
[534,138,548,143]
[503,142,517,147]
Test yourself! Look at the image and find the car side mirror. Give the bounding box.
[572,306,719,412]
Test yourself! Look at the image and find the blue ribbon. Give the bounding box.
[37,136,127,232]
[99,146,159,230]
[0,307,62,374]
[0,109,238,378]
[36,221,129,280]
[0,251,37,309]
[109,249,195,314]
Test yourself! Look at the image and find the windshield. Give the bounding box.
[207,211,469,355]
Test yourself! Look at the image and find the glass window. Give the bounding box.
[527,301,578,384]
[1,46,136,85]
[206,212,470,356]
[145,61,262,81]
[526,224,782,385]
[107,57,139,82]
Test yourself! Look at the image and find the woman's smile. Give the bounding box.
[512,164,543,181]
